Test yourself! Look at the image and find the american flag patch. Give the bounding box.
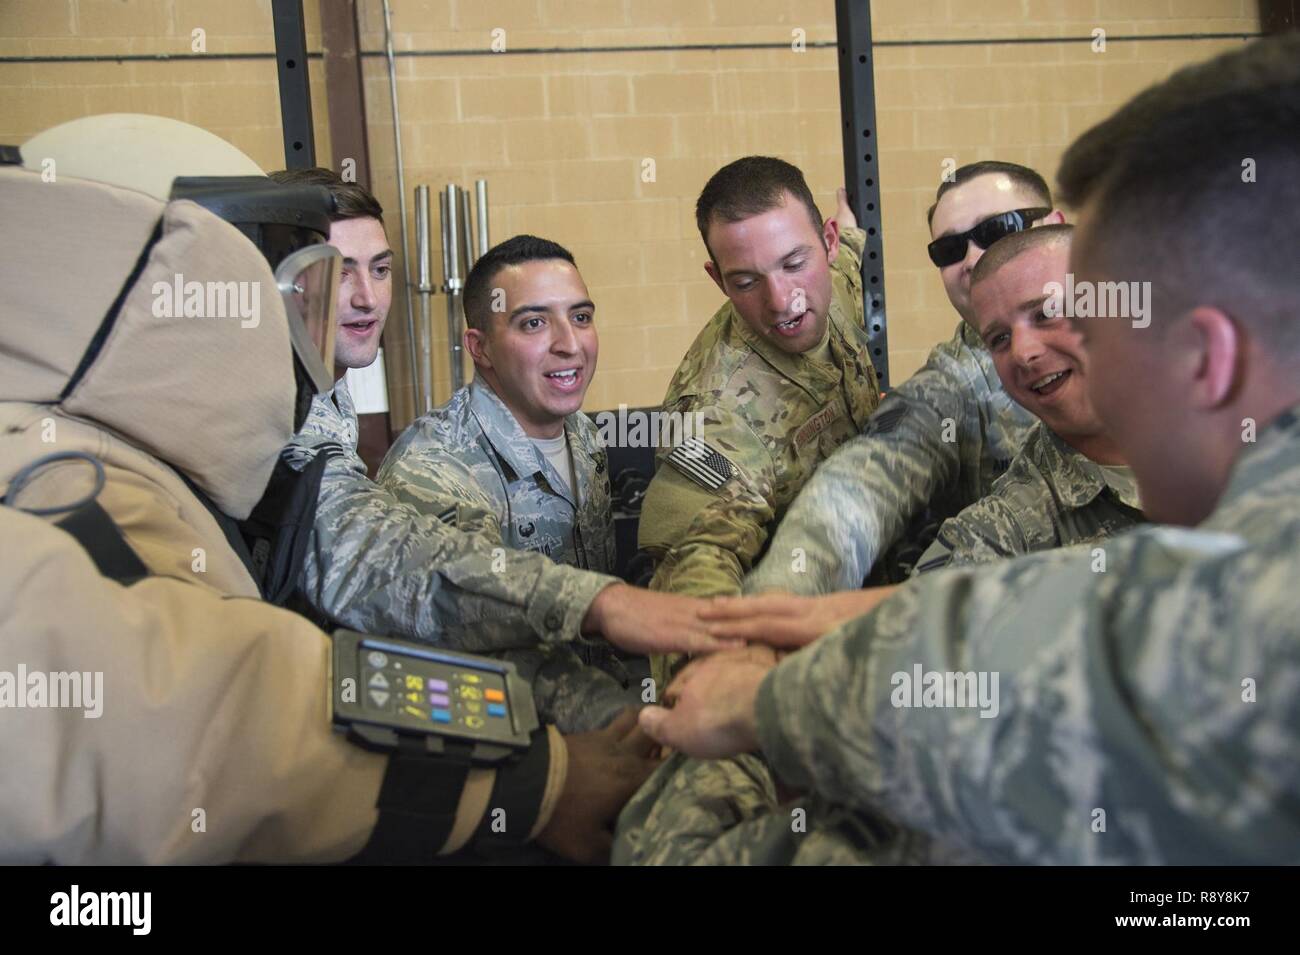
[667,437,735,490]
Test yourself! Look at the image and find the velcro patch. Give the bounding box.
[666,437,736,491]
[866,402,908,436]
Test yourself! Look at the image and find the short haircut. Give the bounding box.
[1056,33,1300,351]
[926,161,1053,228]
[971,223,1074,288]
[462,234,577,332]
[267,166,384,224]
[695,156,824,263]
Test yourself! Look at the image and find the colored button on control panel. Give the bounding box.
[429,693,450,707]
[487,703,507,718]
[484,689,505,703]
[431,709,451,723]
[428,679,449,692]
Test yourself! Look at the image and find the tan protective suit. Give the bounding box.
[0,163,562,863]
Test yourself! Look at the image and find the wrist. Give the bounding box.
[582,581,624,632]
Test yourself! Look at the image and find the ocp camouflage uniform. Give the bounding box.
[615,404,1300,865]
[744,321,1036,595]
[285,378,623,732]
[377,376,638,732]
[638,226,881,599]
[913,419,1145,573]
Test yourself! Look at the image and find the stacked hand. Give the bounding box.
[701,586,900,648]
[580,585,902,762]
[539,708,661,864]
[634,586,903,759]
[583,583,745,657]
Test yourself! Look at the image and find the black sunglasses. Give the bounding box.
[927,208,1051,267]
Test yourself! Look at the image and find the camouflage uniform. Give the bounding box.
[285,378,624,732]
[744,321,1036,595]
[639,226,881,599]
[616,404,1300,865]
[377,376,639,731]
[913,419,1145,573]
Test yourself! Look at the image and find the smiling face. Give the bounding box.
[970,241,1104,446]
[464,258,598,439]
[930,173,1057,323]
[703,192,839,355]
[327,216,392,376]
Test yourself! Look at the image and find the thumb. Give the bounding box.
[637,705,675,747]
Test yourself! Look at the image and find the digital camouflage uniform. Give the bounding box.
[615,404,1300,865]
[285,378,623,732]
[745,321,1036,595]
[639,226,881,600]
[913,419,1145,573]
[378,376,639,732]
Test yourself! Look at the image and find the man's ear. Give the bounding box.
[1041,208,1067,226]
[1184,306,1240,410]
[822,217,841,262]
[703,259,725,295]
[464,326,492,370]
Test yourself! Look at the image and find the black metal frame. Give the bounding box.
[271,0,316,169]
[836,0,889,390]
[274,0,885,380]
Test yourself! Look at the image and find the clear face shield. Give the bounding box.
[275,243,342,395]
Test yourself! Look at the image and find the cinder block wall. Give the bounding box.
[0,1,1260,429]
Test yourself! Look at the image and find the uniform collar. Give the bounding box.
[1036,424,1141,511]
[467,375,588,506]
[1216,401,1300,511]
[467,376,543,482]
[728,295,855,398]
[330,375,355,419]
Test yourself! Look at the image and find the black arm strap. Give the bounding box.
[349,726,552,864]
[349,732,472,864]
[469,728,552,851]
[52,501,148,584]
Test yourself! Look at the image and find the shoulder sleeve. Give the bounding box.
[836,225,867,272]
[756,521,1293,864]
[832,227,867,331]
[378,425,501,540]
[638,401,777,597]
[299,429,615,651]
[914,494,1029,573]
[0,508,569,863]
[0,508,384,863]
[745,343,980,594]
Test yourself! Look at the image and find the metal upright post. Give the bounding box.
[458,186,475,273]
[414,185,435,414]
[474,180,490,258]
[381,0,421,420]
[835,0,890,390]
[271,0,315,169]
[442,184,465,391]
